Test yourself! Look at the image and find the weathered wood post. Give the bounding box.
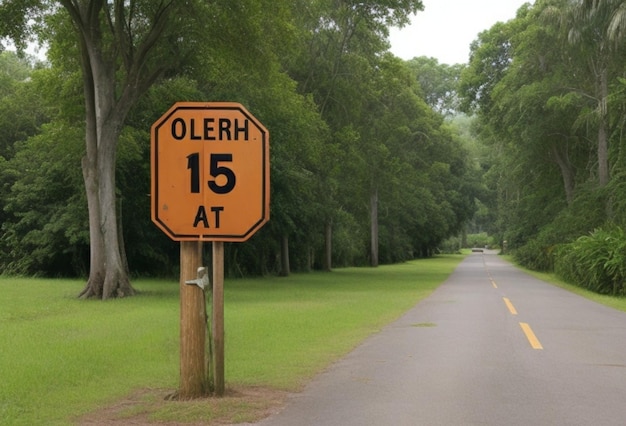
[179,241,206,398]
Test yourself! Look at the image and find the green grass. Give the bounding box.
[503,255,626,312]
[0,255,464,425]
[0,279,180,425]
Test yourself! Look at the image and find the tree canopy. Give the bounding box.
[458,0,626,294]
[0,0,481,289]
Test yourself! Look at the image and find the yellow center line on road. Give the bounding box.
[491,279,498,289]
[503,297,517,315]
[519,322,543,350]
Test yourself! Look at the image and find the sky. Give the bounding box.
[389,0,533,65]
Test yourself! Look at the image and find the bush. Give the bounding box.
[439,236,461,254]
[513,239,555,272]
[553,226,626,295]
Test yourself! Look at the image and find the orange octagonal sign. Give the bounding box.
[151,102,270,242]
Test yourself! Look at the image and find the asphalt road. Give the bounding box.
[254,251,626,426]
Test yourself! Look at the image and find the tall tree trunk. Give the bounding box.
[77,36,135,299]
[79,120,135,299]
[62,0,178,299]
[118,197,130,275]
[79,154,105,298]
[99,122,134,298]
[551,144,575,205]
[78,51,106,299]
[370,187,379,267]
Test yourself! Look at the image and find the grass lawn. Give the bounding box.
[0,255,465,425]
[504,255,626,313]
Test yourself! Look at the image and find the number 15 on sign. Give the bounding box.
[151,102,270,242]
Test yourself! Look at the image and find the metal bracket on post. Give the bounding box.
[184,265,214,393]
[185,266,210,291]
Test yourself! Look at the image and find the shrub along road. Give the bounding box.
[255,251,626,425]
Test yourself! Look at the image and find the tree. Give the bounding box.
[489,1,586,206]
[286,0,424,268]
[0,51,46,159]
[459,21,516,115]
[1,0,212,298]
[457,0,626,270]
[60,1,209,298]
[566,0,626,186]
[406,56,464,115]
[1,122,87,275]
[0,0,483,280]
[358,54,426,265]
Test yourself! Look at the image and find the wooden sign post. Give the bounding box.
[151,102,269,398]
[179,241,205,397]
[212,241,225,395]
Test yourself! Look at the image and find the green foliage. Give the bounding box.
[459,0,626,285]
[407,57,464,115]
[0,51,46,159]
[439,236,462,254]
[0,122,86,276]
[459,21,516,114]
[0,1,478,278]
[515,260,626,313]
[511,186,607,272]
[554,226,626,295]
[465,232,493,249]
[512,238,555,272]
[0,0,46,51]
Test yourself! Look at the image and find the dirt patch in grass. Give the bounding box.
[77,386,289,425]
